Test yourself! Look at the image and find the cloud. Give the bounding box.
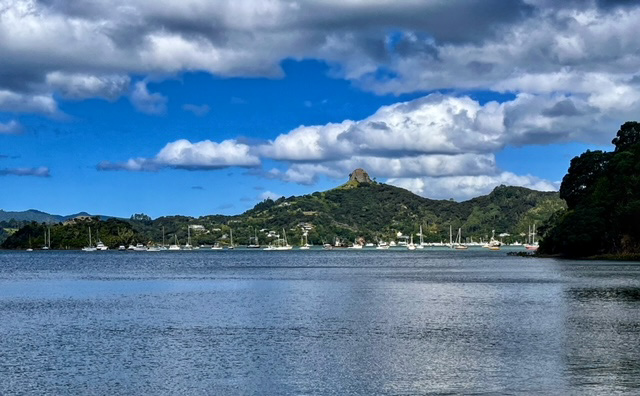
[243,91,582,197]
[46,72,130,100]
[100,90,587,197]
[98,139,260,171]
[130,81,167,115]
[191,185,204,190]
[387,172,558,201]
[257,92,617,166]
[182,103,210,116]
[260,190,283,201]
[6,0,639,200]
[0,120,24,135]
[1,1,638,113]
[0,90,58,114]
[0,166,50,177]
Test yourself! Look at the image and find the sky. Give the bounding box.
[0,0,635,218]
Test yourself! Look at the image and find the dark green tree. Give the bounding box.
[540,121,640,257]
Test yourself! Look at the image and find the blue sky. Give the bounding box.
[0,1,632,218]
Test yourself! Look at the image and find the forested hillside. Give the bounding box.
[2,174,564,249]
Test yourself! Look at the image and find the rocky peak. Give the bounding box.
[349,168,372,183]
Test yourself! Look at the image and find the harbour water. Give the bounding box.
[1,249,639,394]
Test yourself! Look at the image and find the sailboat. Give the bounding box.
[228,228,235,249]
[41,227,50,250]
[407,234,417,250]
[248,227,260,248]
[417,225,425,249]
[82,227,97,251]
[183,226,193,250]
[264,228,292,250]
[159,226,168,250]
[27,235,33,252]
[448,225,454,248]
[169,235,181,250]
[299,232,311,249]
[454,228,468,250]
[525,223,539,251]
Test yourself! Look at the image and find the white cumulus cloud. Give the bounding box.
[98,139,260,171]
[387,172,559,201]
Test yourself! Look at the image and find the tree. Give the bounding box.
[541,121,640,257]
[612,121,640,152]
[559,150,611,208]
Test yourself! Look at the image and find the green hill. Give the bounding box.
[241,178,563,245]
[1,171,565,249]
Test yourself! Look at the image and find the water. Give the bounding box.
[1,249,639,395]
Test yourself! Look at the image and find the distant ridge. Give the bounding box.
[0,209,112,223]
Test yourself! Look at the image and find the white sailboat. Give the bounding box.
[407,234,416,250]
[299,233,311,249]
[169,235,181,251]
[183,226,193,250]
[159,226,168,250]
[525,223,539,251]
[248,227,260,248]
[417,225,425,249]
[228,228,234,249]
[82,227,97,251]
[41,227,50,250]
[454,228,468,250]
[264,228,292,250]
[448,225,453,248]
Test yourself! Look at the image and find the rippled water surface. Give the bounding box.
[1,249,639,394]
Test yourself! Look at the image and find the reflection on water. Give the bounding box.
[0,250,639,394]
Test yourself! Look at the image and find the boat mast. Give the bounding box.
[532,223,537,244]
[449,225,453,248]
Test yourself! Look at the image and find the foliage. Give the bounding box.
[3,179,564,249]
[540,122,640,257]
[1,218,140,249]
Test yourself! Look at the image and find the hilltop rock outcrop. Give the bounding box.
[349,168,372,183]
